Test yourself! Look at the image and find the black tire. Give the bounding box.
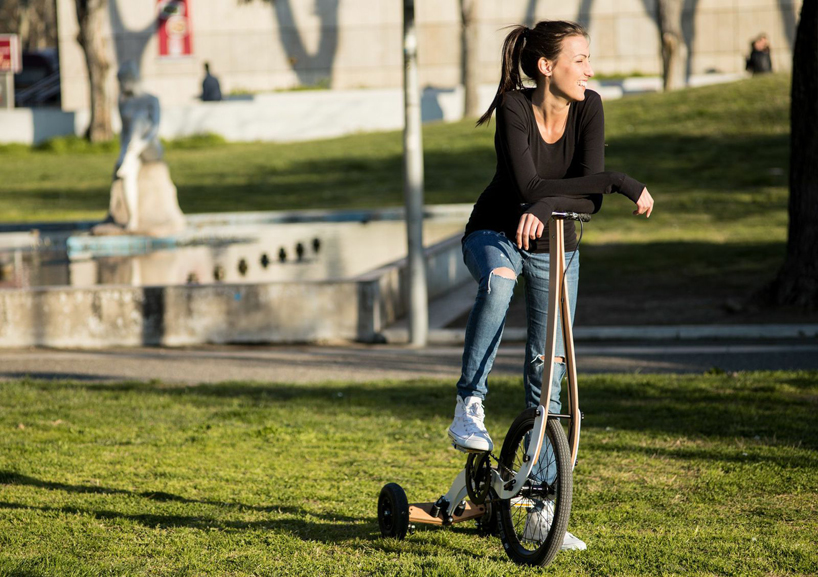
[496,409,573,566]
[378,483,410,539]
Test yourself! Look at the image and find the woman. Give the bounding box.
[746,33,772,75]
[447,21,654,549]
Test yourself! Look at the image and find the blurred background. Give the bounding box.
[0,0,814,348]
[0,0,802,143]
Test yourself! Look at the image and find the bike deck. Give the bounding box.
[408,501,486,525]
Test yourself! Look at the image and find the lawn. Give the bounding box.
[0,73,790,246]
[1,74,799,323]
[1,74,812,576]
[0,371,815,575]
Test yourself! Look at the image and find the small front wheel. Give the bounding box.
[378,483,410,539]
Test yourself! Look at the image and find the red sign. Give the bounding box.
[0,34,22,73]
[157,0,193,57]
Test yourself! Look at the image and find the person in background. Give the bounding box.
[201,62,223,101]
[746,34,772,75]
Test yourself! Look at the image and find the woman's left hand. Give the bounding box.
[516,213,545,250]
[634,187,654,218]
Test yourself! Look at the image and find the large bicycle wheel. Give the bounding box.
[496,408,572,566]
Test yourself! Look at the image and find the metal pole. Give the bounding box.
[402,0,428,346]
[0,73,14,110]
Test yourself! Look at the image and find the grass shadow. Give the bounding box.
[169,133,789,216]
[0,470,359,522]
[577,373,818,453]
[29,372,818,453]
[0,129,788,219]
[471,239,812,328]
[0,470,500,553]
[0,500,370,543]
[575,240,795,326]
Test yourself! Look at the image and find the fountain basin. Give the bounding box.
[0,206,472,348]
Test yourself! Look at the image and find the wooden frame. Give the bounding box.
[542,216,582,469]
[408,502,486,525]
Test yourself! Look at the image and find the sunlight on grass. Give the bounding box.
[0,74,791,250]
[0,372,815,575]
[0,75,798,323]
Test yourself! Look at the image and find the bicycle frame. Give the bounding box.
[435,408,548,513]
[540,214,582,470]
[427,215,583,520]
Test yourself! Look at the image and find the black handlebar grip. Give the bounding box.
[551,211,592,222]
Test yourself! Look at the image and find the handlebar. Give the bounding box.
[519,204,592,222]
[551,211,591,222]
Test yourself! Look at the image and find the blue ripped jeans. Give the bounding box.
[456,230,579,415]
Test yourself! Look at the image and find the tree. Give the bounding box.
[575,0,689,91]
[764,2,818,308]
[0,0,59,51]
[656,0,686,91]
[75,0,113,142]
[460,0,480,118]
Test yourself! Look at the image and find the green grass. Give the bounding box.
[1,74,800,321]
[0,74,790,240]
[0,371,816,575]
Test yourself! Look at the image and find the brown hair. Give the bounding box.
[476,20,589,126]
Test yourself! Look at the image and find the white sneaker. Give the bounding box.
[561,531,587,550]
[522,501,554,544]
[447,396,493,452]
[522,500,587,550]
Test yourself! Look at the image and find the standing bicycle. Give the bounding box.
[380,211,611,565]
[446,20,654,554]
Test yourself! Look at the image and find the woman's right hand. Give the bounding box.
[633,187,654,218]
[516,212,545,250]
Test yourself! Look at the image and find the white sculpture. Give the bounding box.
[115,61,163,231]
[94,61,185,237]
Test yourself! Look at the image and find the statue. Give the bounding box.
[93,61,185,237]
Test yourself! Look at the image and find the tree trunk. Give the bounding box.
[76,0,113,142]
[766,1,818,308]
[657,0,686,91]
[18,1,32,47]
[39,0,58,50]
[460,0,481,118]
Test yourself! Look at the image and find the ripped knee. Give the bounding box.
[532,355,565,365]
[483,267,516,295]
[492,267,516,280]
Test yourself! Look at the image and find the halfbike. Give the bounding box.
[377,212,589,567]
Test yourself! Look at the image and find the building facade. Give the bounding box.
[56,0,802,111]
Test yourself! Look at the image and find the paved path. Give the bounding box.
[1,340,816,385]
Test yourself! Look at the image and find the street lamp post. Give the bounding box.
[402,0,428,346]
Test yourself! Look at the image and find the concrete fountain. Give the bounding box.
[0,65,471,348]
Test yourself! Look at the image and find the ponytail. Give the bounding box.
[475,20,589,127]
[476,26,528,126]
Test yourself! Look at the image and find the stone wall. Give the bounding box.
[0,231,470,348]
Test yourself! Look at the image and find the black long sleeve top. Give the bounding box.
[463,88,644,252]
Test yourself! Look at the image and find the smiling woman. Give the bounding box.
[447,20,656,554]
